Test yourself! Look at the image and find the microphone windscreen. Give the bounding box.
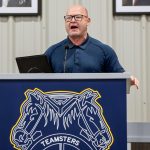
[65,45,69,50]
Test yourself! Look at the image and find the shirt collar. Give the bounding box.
[67,35,90,50]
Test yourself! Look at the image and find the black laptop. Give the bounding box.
[16,55,53,73]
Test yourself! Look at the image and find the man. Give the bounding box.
[45,5,139,88]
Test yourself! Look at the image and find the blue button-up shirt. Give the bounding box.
[45,36,125,73]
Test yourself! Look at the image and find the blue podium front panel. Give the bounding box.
[0,78,126,150]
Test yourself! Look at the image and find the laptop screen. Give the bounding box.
[16,55,53,73]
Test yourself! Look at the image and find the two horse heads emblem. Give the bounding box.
[10,88,114,150]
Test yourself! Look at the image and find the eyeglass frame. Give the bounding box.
[64,14,88,22]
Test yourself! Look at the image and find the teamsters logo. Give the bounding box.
[10,88,114,150]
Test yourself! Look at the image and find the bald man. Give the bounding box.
[45,5,124,73]
[45,5,139,88]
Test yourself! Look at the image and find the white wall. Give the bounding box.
[0,0,149,122]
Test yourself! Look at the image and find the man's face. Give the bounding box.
[64,6,90,38]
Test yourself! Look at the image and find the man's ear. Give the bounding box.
[87,18,91,26]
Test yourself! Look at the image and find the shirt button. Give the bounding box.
[75,49,79,64]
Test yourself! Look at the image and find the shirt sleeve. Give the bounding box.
[103,45,125,73]
[44,46,54,65]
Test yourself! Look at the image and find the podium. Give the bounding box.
[0,73,130,150]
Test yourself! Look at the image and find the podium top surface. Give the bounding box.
[0,73,130,80]
[127,122,150,143]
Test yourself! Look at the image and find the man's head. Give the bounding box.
[64,5,91,40]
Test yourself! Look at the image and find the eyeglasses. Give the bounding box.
[64,14,88,22]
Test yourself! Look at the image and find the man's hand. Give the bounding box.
[130,76,139,89]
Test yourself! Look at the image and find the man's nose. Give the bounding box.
[71,17,76,22]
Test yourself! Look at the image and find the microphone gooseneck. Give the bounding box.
[64,45,69,73]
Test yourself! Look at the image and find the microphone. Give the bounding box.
[64,45,69,73]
